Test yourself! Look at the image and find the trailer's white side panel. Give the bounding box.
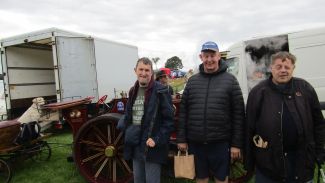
[6,47,55,100]
[94,39,138,100]
[56,37,98,101]
[0,47,6,116]
[6,47,53,68]
[10,85,56,99]
[8,70,55,84]
[289,28,325,103]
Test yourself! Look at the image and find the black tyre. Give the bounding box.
[0,158,12,183]
[31,141,52,162]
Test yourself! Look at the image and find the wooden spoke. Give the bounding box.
[107,125,112,144]
[94,155,106,167]
[113,132,123,146]
[107,158,112,180]
[82,152,104,163]
[113,159,117,182]
[88,146,105,152]
[79,140,104,147]
[95,134,107,146]
[92,125,107,143]
[95,158,108,179]
[118,157,132,173]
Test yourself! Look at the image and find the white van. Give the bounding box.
[0,28,138,119]
[226,27,325,113]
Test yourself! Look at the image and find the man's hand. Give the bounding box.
[231,147,241,160]
[146,138,156,147]
[177,143,188,151]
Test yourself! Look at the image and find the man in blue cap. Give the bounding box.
[177,41,245,183]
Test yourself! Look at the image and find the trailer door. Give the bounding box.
[0,47,7,119]
[55,37,98,101]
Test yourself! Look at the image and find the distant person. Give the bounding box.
[245,51,325,183]
[184,69,194,83]
[118,57,174,183]
[156,70,174,95]
[177,41,245,183]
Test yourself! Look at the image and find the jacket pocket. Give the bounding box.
[255,146,274,171]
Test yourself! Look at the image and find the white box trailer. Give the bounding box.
[226,27,325,113]
[0,28,138,119]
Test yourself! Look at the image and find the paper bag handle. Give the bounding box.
[177,150,189,156]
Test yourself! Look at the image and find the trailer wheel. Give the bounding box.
[229,159,253,183]
[0,158,12,183]
[31,141,52,162]
[74,113,133,183]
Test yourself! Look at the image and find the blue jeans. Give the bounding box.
[133,158,161,183]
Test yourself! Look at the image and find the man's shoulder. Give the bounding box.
[250,79,269,93]
[292,77,314,91]
[220,71,238,81]
[154,81,168,93]
[293,77,309,85]
[186,73,203,84]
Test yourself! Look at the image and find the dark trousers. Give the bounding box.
[256,151,313,183]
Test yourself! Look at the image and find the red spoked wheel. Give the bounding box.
[74,113,133,183]
[96,95,108,108]
[229,159,253,183]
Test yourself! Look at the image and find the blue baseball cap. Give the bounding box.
[201,41,219,52]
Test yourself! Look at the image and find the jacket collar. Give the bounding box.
[199,59,228,76]
[268,76,294,95]
[130,78,155,106]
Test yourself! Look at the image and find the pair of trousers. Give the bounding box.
[256,168,313,183]
[256,151,313,183]
[133,158,161,183]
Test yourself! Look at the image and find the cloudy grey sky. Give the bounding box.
[1,0,325,69]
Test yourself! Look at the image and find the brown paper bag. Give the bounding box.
[174,150,195,179]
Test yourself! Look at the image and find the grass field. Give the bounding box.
[6,127,196,183]
[5,113,323,183]
[9,129,86,183]
[169,78,186,93]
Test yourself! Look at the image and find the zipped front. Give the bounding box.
[203,76,212,143]
[280,101,287,178]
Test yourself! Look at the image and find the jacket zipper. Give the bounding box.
[203,77,211,143]
[280,101,287,178]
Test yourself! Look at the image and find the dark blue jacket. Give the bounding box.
[122,79,174,164]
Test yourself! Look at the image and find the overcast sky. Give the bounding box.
[1,0,324,69]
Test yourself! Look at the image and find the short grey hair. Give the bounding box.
[135,57,153,71]
[271,51,296,65]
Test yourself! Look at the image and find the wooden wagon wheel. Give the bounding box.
[31,141,52,162]
[229,159,253,183]
[74,113,133,183]
[0,158,12,183]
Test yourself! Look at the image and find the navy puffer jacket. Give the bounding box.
[123,80,174,164]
